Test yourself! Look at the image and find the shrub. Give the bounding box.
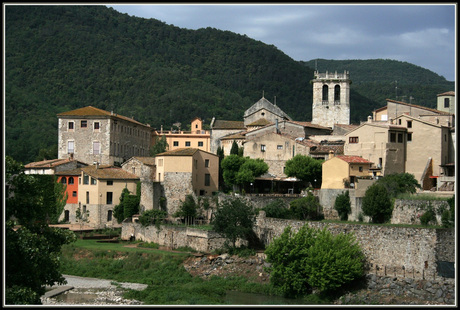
[138,209,167,227]
[334,191,351,221]
[362,183,393,223]
[441,195,455,228]
[262,199,290,219]
[264,225,365,297]
[420,206,437,226]
[289,193,323,220]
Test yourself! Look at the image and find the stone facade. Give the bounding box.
[391,199,450,225]
[163,172,195,216]
[311,71,351,128]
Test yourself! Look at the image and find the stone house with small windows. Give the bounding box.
[57,106,152,166]
[59,164,139,229]
[154,148,219,217]
[210,119,246,154]
[344,121,407,177]
[24,158,86,175]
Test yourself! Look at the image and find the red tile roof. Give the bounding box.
[25,158,73,168]
[335,155,372,164]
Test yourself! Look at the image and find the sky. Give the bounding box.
[107,3,456,82]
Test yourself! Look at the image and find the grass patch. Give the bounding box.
[58,239,308,305]
[396,193,451,201]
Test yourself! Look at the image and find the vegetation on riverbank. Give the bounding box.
[59,239,334,305]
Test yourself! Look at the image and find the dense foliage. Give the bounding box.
[334,191,352,221]
[113,183,141,223]
[5,6,454,165]
[376,173,421,198]
[221,155,268,191]
[264,225,365,297]
[138,209,168,227]
[284,155,323,188]
[289,193,324,221]
[5,156,77,305]
[362,183,393,223]
[212,198,256,248]
[441,195,455,228]
[174,194,199,225]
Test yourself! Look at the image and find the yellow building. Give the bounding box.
[154,148,219,215]
[322,155,373,189]
[152,118,211,152]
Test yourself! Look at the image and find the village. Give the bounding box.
[23,70,455,230]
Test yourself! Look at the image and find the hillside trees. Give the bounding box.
[5,156,76,304]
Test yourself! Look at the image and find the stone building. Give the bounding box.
[59,164,139,229]
[57,106,152,166]
[243,96,291,127]
[154,148,219,216]
[436,91,455,115]
[344,121,407,177]
[311,70,351,128]
[24,158,86,175]
[209,119,246,154]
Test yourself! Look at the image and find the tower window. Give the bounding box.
[334,85,340,104]
[444,98,449,108]
[322,85,329,103]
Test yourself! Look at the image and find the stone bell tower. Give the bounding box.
[311,70,351,128]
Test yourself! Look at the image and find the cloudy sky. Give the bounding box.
[108,3,456,82]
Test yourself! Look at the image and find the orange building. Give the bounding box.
[55,168,82,204]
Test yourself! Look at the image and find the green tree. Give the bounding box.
[174,194,199,225]
[212,198,255,248]
[264,225,365,297]
[284,155,323,188]
[289,193,323,220]
[113,184,140,224]
[230,140,239,155]
[235,158,268,185]
[376,173,421,198]
[5,156,77,305]
[216,146,225,190]
[221,154,246,191]
[334,191,351,221]
[150,134,169,156]
[441,195,455,228]
[362,183,393,223]
[138,209,167,227]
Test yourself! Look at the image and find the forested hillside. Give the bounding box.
[302,59,454,108]
[5,5,455,165]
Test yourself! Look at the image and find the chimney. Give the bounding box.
[329,151,335,160]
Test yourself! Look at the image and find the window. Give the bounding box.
[81,120,87,128]
[390,132,396,143]
[322,85,329,103]
[261,144,266,152]
[61,177,67,184]
[334,85,340,103]
[198,141,204,147]
[86,192,89,204]
[444,98,450,108]
[173,141,179,147]
[205,159,210,167]
[94,122,100,130]
[397,133,403,143]
[185,141,191,147]
[349,137,359,143]
[107,210,113,221]
[398,119,402,125]
[106,192,113,205]
[200,190,205,196]
[107,180,113,186]
[205,174,211,186]
[68,141,74,154]
[83,174,89,185]
[93,141,100,155]
[91,177,97,185]
[68,122,74,131]
[72,191,77,197]
[407,120,412,128]
[359,166,363,172]
[407,133,412,142]
[68,177,74,184]
[277,145,283,150]
[158,159,163,167]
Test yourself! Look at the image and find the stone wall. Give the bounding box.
[163,172,194,216]
[391,199,450,225]
[254,212,454,280]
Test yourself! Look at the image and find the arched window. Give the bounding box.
[60,177,67,184]
[334,85,341,103]
[68,177,74,185]
[322,85,329,103]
